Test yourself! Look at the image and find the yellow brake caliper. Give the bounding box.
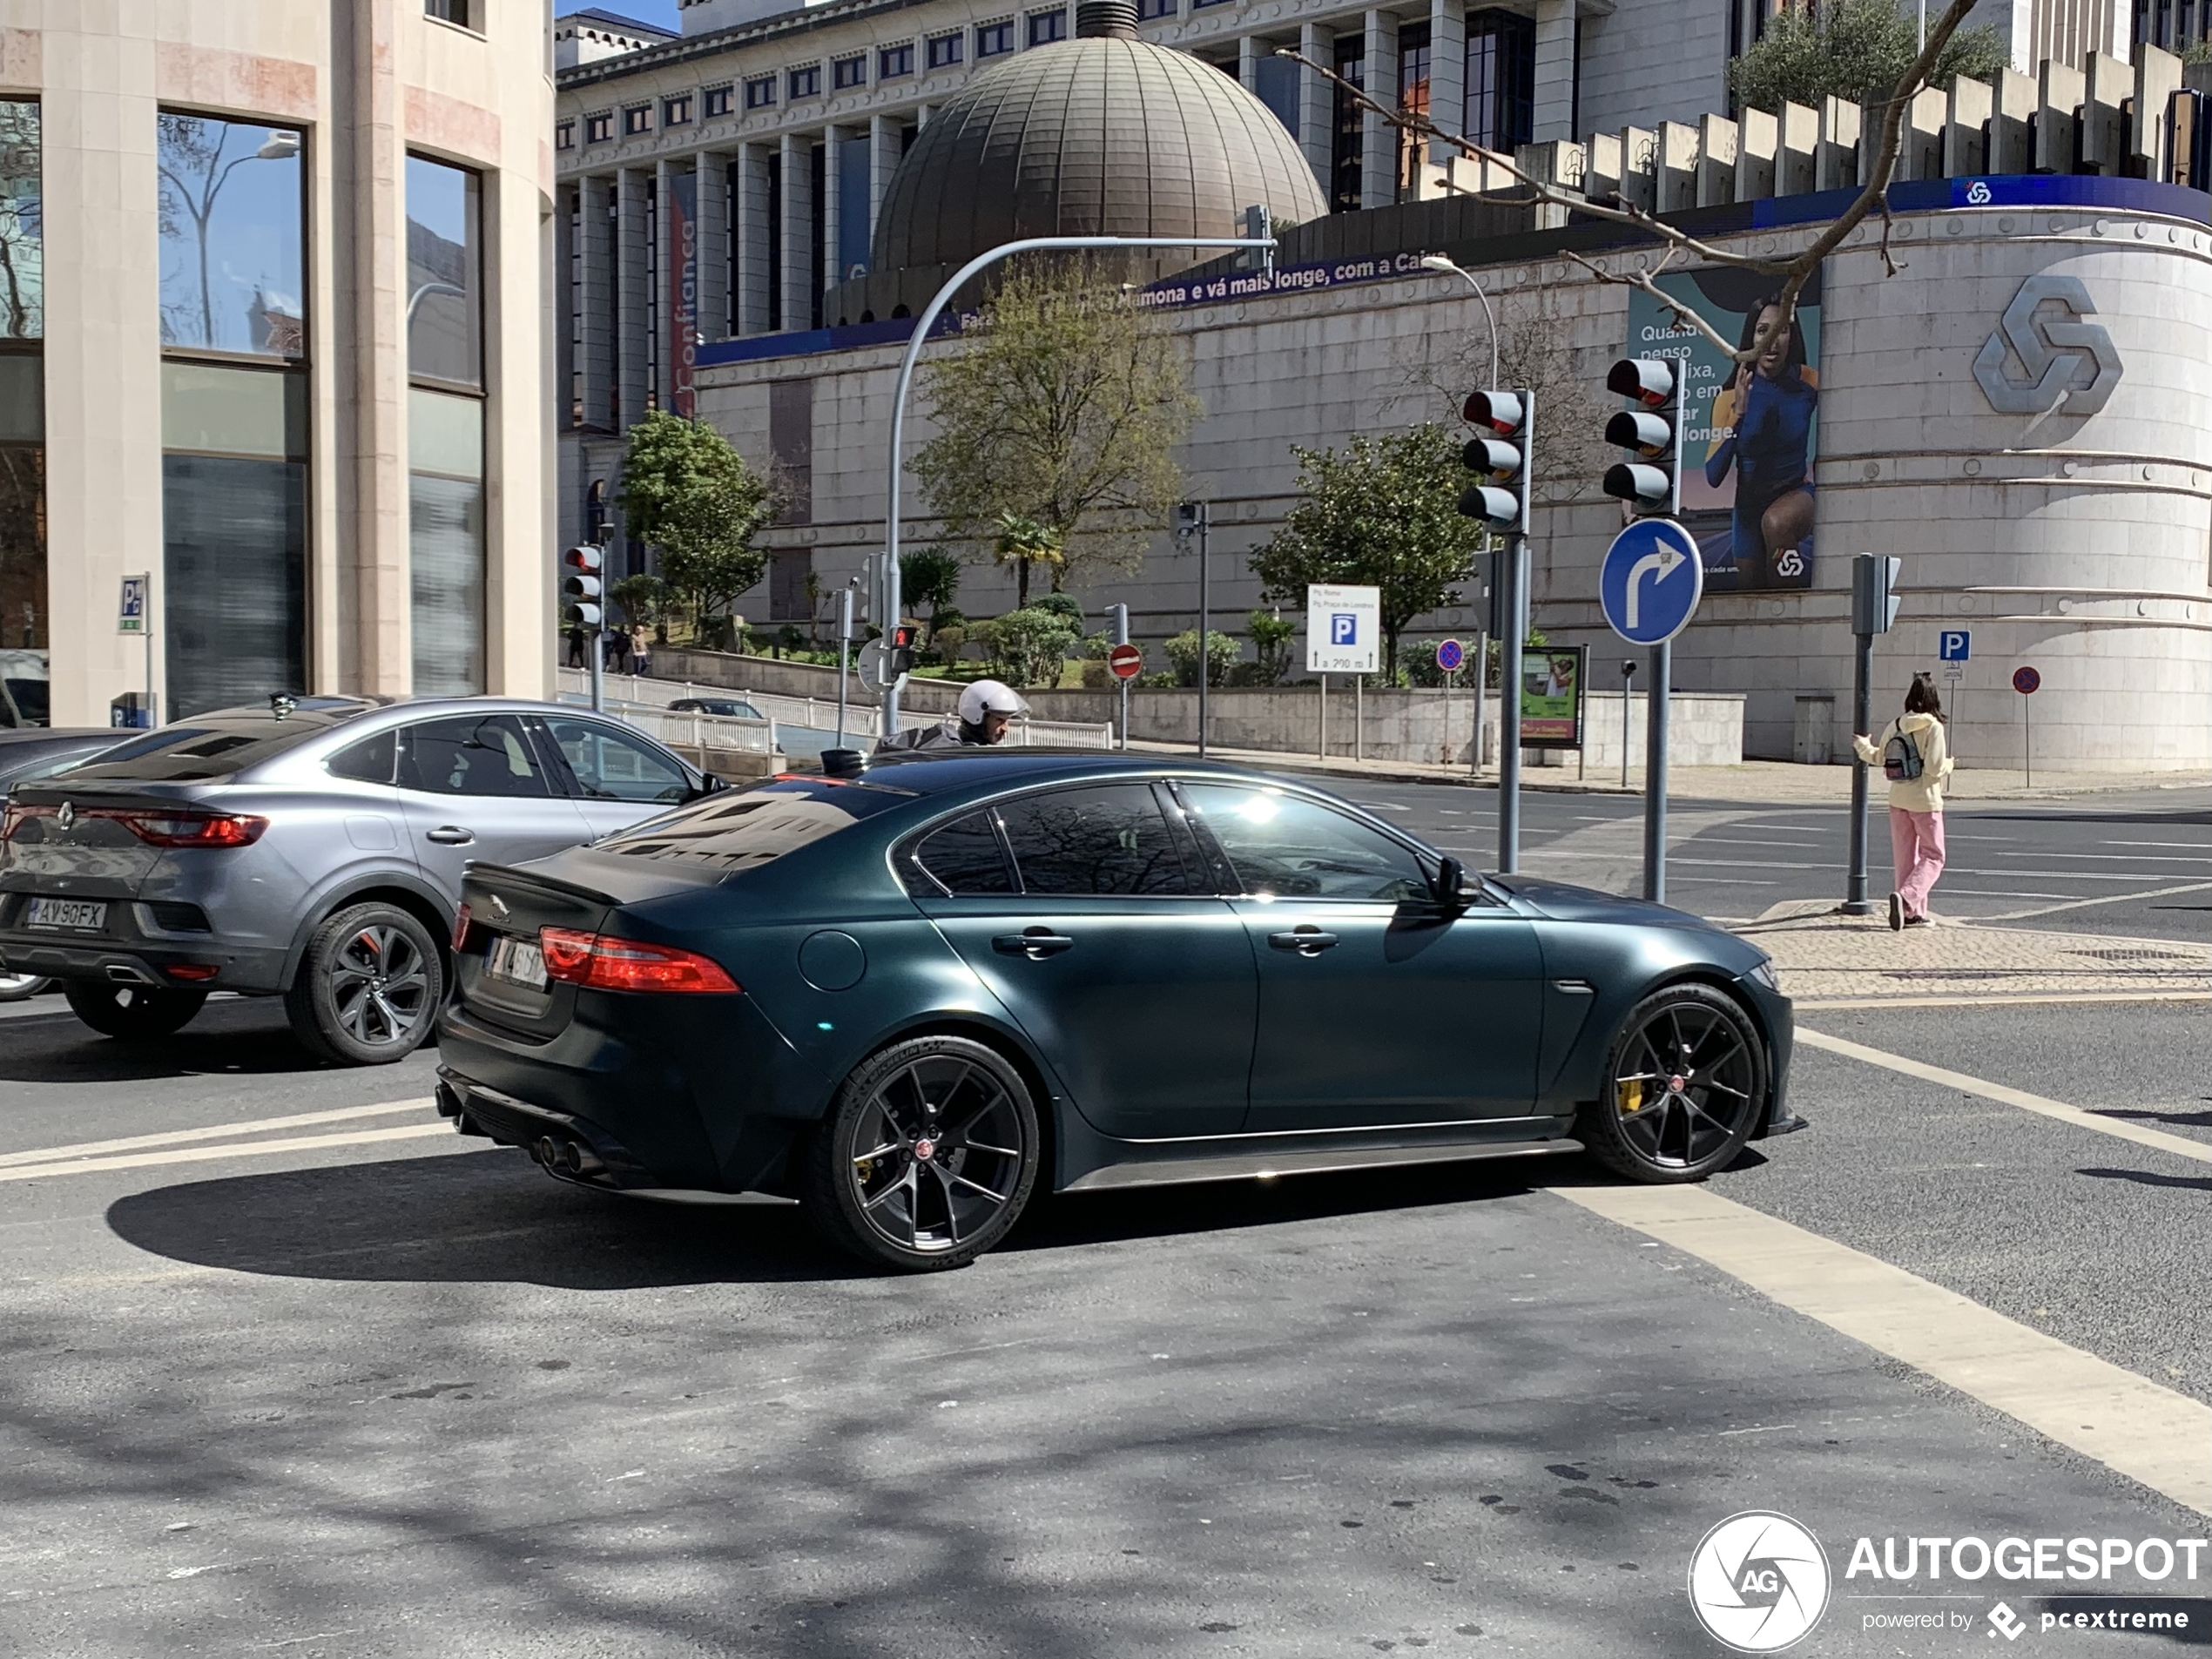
[1617,1078,1646,1116]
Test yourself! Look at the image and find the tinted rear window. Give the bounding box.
[58,716,355,781]
[597,776,917,871]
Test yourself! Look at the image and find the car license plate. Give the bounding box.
[485,934,548,989]
[25,897,106,932]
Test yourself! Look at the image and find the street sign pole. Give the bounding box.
[1621,658,1636,788]
[2014,665,2040,786]
[1469,630,1486,778]
[1109,605,1133,749]
[1198,506,1211,759]
[1641,401,1685,903]
[834,584,854,748]
[1845,625,1874,914]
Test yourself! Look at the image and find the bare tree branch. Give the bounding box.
[1275,0,1979,368]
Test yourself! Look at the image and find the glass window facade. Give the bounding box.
[745,77,777,109]
[0,101,43,705]
[160,361,307,718]
[405,155,485,696]
[406,155,482,390]
[555,120,575,151]
[976,21,1015,57]
[1136,0,1176,17]
[789,65,821,99]
[1396,20,1431,201]
[880,43,915,78]
[663,93,692,126]
[1331,36,1366,213]
[1465,9,1535,154]
[1027,10,1067,45]
[586,111,614,143]
[155,114,304,357]
[705,84,734,117]
[927,32,963,68]
[408,387,485,697]
[624,105,651,135]
[833,55,867,88]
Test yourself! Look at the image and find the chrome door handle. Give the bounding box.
[1268,927,1339,955]
[993,927,1075,959]
[426,826,476,846]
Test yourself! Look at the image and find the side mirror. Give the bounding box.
[1432,854,1467,911]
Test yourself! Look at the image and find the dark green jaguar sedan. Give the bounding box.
[435,751,1797,1271]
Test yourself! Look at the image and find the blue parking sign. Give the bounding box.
[1939,630,1971,662]
[1332,613,1358,646]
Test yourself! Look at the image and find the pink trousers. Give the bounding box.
[1889,807,1946,920]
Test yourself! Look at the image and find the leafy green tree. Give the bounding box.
[1728,0,2007,111]
[609,573,673,644]
[975,605,1082,687]
[1248,425,1486,682]
[617,410,776,645]
[912,260,1198,604]
[1166,629,1240,689]
[899,548,963,641]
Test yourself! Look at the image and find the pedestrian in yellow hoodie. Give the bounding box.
[1853,675,1954,931]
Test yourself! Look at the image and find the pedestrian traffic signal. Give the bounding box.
[1850,552,1903,636]
[1601,357,1682,515]
[887,623,917,677]
[562,544,604,630]
[1458,388,1532,534]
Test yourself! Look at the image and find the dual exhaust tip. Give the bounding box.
[535,1135,605,1178]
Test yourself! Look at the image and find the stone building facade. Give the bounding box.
[8,0,555,725]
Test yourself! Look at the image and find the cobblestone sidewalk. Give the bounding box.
[1740,900,2212,1007]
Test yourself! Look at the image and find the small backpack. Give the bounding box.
[1883,725,1924,782]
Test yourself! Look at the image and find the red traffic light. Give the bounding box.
[1461,389,1526,435]
[1605,358,1676,408]
[563,544,604,573]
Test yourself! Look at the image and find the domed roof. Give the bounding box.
[870,12,1329,279]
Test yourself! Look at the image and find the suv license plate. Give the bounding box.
[25,897,106,932]
[486,934,548,989]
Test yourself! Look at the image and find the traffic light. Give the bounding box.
[562,544,604,629]
[1601,357,1681,515]
[1458,388,1531,535]
[1850,553,1903,635]
[887,623,917,677]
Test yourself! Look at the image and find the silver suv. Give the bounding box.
[0,696,720,1062]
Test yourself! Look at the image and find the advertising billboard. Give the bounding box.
[1520,644,1585,749]
[664,167,698,419]
[1624,268,1822,592]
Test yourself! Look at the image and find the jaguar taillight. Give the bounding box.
[536,927,739,994]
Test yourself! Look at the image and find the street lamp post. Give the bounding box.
[878,233,1275,738]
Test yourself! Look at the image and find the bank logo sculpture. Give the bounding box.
[1973,274,2123,415]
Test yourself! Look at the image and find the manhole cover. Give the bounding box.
[2068,948,2202,962]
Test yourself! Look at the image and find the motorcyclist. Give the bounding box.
[874,678,1029,752]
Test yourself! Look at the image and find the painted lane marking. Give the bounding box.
[0,1123,466,1184]
[1979,880,2212,921]
[1797,991,2212,1011]
[1550,1182,2212,1516]
[0,1098,435,1170]
[1795,1027,2212,1168]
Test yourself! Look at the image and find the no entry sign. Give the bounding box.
[1108,643,1143,681]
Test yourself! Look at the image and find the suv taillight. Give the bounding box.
[537,927,738,994]
[116,812,267,848]
[451,902,474,952]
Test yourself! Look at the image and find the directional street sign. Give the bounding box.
[1436,638,1466,675]
[1108,643,1143,681]
[2013,665,2040,695]
[1305,583,1380,675]
[1939,629,1972,662]
[1598,518,1703,646]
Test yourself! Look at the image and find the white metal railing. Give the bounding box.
[555,669,1113,751]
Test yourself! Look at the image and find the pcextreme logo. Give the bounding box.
[1688,1511,1832,1652]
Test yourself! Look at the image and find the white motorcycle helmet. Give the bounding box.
[957,679,1028,738]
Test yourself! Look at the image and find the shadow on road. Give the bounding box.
[105,1148,1561,1287]
[0,995,338,1082]
[2076,1165,2212,1193]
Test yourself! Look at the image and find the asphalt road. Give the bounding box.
[1333,778,2212,941]
[3,979,2208,1655]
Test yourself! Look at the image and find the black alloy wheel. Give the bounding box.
[63,981,207,1041]
[285,900,444,1066]
[1579,983,1767,1184]
[803,1035,1041,1271]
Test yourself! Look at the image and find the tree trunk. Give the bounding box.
[1015,558,1030,608]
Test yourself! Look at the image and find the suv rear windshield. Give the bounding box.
[59,714,363,782]
[597,776,915,872]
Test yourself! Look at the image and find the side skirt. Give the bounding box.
[1061,1136,1582,1193]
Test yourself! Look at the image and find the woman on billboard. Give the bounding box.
[1704,298,1817,586]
